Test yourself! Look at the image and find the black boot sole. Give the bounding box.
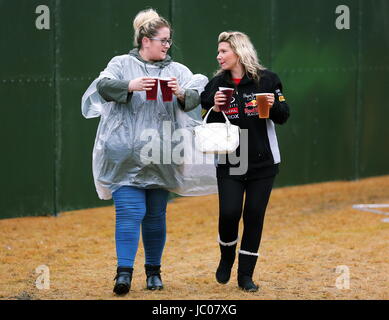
[113,284,130,295]
[238,275,259,292]
[216,278,229,284]
[239,285,259,292]
[147,285,164,291]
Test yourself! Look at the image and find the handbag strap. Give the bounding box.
[203,106,231,125]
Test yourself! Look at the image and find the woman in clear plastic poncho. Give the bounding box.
[81,9,216,295]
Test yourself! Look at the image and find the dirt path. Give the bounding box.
[1,175,388,300]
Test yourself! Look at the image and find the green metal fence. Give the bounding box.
[1,0,388,219]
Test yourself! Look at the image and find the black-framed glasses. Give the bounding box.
[150,38,173,46]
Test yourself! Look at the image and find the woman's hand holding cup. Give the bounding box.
[213,91,227,112]
[256,93,275,118]
[265,93,275,107]
[167,77,182,96]
[128,77,157,92]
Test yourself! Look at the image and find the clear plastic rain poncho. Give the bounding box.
[82,54,217,200]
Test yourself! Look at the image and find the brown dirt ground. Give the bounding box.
[1,175,388,300]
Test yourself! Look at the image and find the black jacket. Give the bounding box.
[200,69,290,178]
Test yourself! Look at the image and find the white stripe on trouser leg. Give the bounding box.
[239,249,259,257]
[217,235,239,246]
[266,119,281,164]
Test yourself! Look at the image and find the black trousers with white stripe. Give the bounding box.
[217,174,275,254]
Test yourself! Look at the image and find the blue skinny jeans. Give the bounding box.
[112,186,169,268]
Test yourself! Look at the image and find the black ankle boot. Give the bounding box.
[216,243,237,284]
[113,267,133,295]
[145,265,163,290]
[237,253,259,292]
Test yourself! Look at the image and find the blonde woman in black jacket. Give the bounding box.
[201,31,290,292]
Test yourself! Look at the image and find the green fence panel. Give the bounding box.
[271,0,359,186]
[0,0,55,218]
[172,0,272,78]
[358,0,389,178]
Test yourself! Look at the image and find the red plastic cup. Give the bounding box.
[218,87,235,111]
[255,93,271,118]
[146,78,158,101]
[159,78,173,102]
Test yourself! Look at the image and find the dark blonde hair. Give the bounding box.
[133,9,172,48]
[216,31,266,82]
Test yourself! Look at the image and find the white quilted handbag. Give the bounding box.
[194,107,240,154]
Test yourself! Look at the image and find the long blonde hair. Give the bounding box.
[216,31,266,82]
[133,9,172,48]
